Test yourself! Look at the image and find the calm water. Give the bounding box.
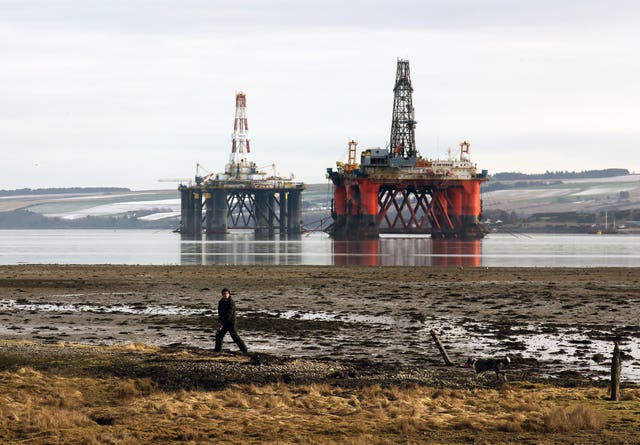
[1,229,640,267]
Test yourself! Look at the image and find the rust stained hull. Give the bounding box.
[328,176,487,240]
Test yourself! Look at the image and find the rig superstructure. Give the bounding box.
[327,59,488,240]
[179,92,305,236]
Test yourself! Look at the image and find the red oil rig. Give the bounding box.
[326,59,488,240]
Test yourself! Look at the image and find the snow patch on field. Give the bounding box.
[570,185,637,197]
[45,199,180,220]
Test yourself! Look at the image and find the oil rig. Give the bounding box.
[178,92,305,236]
[326,59,488,240]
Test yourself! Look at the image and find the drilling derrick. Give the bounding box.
[326,59,488,240]
[225,92,257,179]
[390,60,417,160]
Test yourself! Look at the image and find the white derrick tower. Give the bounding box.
[225,92,259,179]
[199,91,294,184]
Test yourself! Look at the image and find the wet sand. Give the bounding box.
[1,265,638,385]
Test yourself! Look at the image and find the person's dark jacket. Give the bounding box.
[218,297,236,326]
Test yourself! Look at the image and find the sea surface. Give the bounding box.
[1,229,640,267]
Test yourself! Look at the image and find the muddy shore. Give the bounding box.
[1,265,638,387]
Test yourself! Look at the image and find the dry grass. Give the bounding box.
[0,369,638,444]
[540,404,605,432]
[106,342,160,353]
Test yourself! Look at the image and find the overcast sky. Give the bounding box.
[1,0,639,190]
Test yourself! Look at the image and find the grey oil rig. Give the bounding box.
[178,92,305,236]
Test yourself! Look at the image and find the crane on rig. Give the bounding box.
[158,178,192,186]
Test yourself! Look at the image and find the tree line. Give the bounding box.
[491,168,629,181]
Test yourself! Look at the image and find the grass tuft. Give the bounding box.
[112,378,156,400]
[541,404,605,433]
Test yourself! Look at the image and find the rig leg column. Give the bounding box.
[192,190,202,235]
[267,193,275,237]
[204,192,214,234]
[345,181,379,239]
[279,192,288,235]
[180,187,201,236]
[212,190,228,233]
[180,186,192,235]
[447,187,463,231]
[287,190,302,234]
[330,182,348,239]
[254,191,269,237]
[461,181,484,238]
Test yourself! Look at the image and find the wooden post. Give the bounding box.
[430,329,453,366]
[610,341,621,401]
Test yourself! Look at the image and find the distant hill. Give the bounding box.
[491,168,630,181]
[0,187,130,197]
[483,169,632,193]
[481,170,640,222]
[0,209,174,229]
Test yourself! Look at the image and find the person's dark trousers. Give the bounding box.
[215,323,248,352]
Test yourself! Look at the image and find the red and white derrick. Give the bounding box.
[225,92,256,178]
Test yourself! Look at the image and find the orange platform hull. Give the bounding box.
[329,177,486,240]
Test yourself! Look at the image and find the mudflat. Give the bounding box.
[1,265,639,385]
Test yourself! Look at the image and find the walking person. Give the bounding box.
[214,288,248,353]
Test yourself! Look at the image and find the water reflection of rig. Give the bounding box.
[326,59,488,240]
[177,92,305,237]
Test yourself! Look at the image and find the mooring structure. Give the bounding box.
[178,92,305,236]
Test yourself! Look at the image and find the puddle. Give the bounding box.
[0,299,212,316]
